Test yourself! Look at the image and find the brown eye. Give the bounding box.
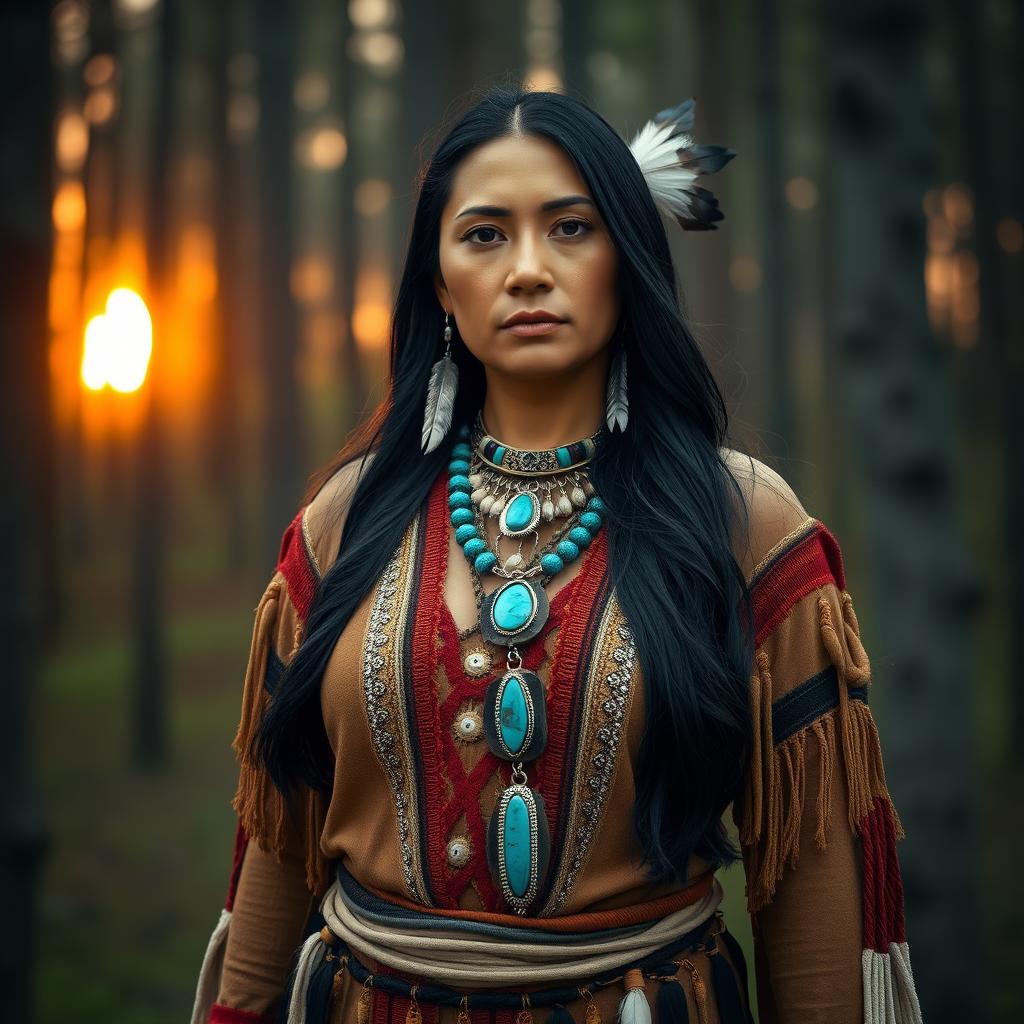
[463,226,502,245]
[555,218,592,237]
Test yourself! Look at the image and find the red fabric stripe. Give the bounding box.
[208,1005,274,1024]
[537,527,609,853]
[275,508,318,620]
[752,522,846,646]
[859,795,908,952]
[225,819,249,911]
[411,471,452,905]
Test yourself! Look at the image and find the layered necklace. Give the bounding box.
[446,411,607,914]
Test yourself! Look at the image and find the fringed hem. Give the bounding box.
[229,578,331,898]
[191,908,232,1024]
[738,589,904,916]
[861,943,924,1023]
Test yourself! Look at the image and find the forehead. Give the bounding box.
[444,134,591,213]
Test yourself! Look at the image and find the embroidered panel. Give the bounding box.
[361,510,431,903]
[538,588,638,916]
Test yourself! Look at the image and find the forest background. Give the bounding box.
[2,1,1021,1022]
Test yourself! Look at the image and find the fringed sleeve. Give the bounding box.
[193,510,333,1024]
[731,512,923,1024]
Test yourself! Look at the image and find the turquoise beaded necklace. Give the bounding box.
[446,413,606,914]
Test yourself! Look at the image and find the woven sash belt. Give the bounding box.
[282,863,745,1024]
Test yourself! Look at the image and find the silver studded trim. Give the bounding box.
[539,592,637,916]
[361,515,427,903]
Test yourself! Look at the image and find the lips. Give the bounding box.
[501,309,566,327]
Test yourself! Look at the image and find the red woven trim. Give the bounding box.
[225,819,249,911]
[208,1005,274,1024]
[751,521,846,646]
[275,508,318,621]
[537,528,609,852]
[859,795,907,952]
[411,471,452,905]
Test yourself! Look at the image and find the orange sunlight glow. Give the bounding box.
[81,287,153,393]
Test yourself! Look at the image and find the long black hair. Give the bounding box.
[257,83,754,886]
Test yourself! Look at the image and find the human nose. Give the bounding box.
[504,229,554,292]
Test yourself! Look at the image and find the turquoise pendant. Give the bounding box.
[486,783,550,913]
[480,578,550,646]
[483,669,547,762]
[498,491,540,537]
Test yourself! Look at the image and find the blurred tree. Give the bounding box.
[827,1,984,1019]
[0,2,54,1016]
[257,0,305,560]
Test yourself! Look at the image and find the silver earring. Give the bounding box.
[605,343,628,432]
[421,311,460,453]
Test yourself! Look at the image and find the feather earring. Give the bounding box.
[627,98,735,231]
[605,342,628,433]
[421,312,460,454]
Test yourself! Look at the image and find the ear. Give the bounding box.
[434,269,450,312]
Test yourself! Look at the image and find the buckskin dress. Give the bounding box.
[193,448,920,1024]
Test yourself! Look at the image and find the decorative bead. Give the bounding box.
[455,524,479,545]
[480,495,495,514]
[452,442,472,459]
[451,507,475,527]
[469,473,483,487]
[474,551,498,573]
[488,495,507,517]
[463,538,488,559]
[458,423,470,438]
[449,474,472,492]
[541,499,555,522]
[447,835,472,867]
[540,553,564,575]
[463,649,492,678]
[555,540,579,562]
[555,495,573,517]
[448,459,470,475]
[449,491,471,510]
[586,496,606,514]
[568,526,592,548]
[492,582,536,632]
[471,487,488,504]
[582,478,596,496]
[503,552,524,571]
[453,707,484,741]
[579,511,602,532]
[570,487,587,508]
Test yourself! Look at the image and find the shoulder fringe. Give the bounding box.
[229,577,331,897]
[738,588,904,915]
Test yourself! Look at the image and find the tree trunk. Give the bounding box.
[0,2,54,1016]
[827,2,984,1019]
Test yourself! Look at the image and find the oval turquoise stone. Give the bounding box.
[493,582,534,632]
[451,507,474,527]
[568,526,591,548]
[449,474,472,492]
[579,511,602,532]
[504,492,535,532]
[586,496,606,514]
[474,551,498,573]
[540,553,564,575]
[498,677,530,756]
[463,538,487,559]
[556,540,579,562]
[455,524,479,544]
[503,794,533,898]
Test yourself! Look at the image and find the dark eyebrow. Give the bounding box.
[454,195,596,220]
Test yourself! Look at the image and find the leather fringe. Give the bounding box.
[229,578,330,897]
[738,590,903,915]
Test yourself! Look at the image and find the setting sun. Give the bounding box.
[80,287,153,393]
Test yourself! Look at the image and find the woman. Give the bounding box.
[192,87,922,1024]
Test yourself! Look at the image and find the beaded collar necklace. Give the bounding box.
[446,411,606,914]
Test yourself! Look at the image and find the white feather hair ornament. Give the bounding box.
[627,97,736,231]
